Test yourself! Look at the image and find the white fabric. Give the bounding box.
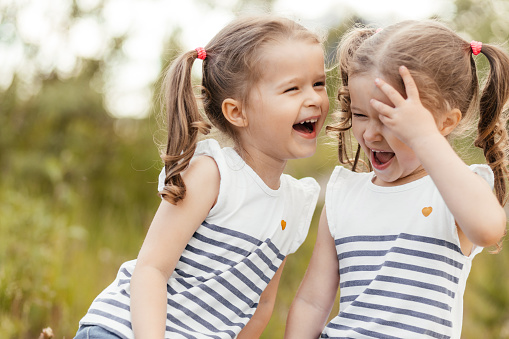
[79,139,320,339]
[322,164,493,339]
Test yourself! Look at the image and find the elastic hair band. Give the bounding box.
[375,28,383,33]
[195,47,207,60]
[470,41,482,55]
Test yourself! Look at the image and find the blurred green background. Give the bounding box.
[1,0,509,338]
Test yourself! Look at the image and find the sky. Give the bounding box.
[1,0,455,118]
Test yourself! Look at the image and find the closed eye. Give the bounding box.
[314,81,326,87]
[352,113,367,118]
[284,87,298,93]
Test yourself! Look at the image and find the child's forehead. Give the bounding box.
[259,39,322,59]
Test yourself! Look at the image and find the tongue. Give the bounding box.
[293,123,313,134]
[375,152,395,164]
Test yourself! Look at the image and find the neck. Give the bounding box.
[235,146,286,190]
[373,166,428,187]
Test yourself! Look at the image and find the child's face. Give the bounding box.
[242,40,329,163]
[349,73,426,186]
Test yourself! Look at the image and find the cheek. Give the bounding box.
[351,123,364,142]
[393,142,419,163]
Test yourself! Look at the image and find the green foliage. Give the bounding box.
[0,61,161,338]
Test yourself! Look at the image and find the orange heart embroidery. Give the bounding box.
[422,207,433,217]
[281,220,287,230]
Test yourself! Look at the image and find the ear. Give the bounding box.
[438,108,462,137]
[222,98,248,127]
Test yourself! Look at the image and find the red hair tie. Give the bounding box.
[470,41,482,55]
[195,47,207,60]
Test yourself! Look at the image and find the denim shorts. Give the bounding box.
[74,325,122,339]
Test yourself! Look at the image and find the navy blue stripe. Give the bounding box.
[165,323,199,339]
[119,267,132,278]
[335,235,398,245]
[336,233,462,255]
[339,280,371,288]
[399,233,462,254]
[202,221,263,246]
[339,265,380,274]
[351,301,452,326]
[172,273,195,287]
[88,309,132,329]
[202,221,263,245]
[184,244,237,266]
[363,288,451,311]
[266,240,286,261]
[374,275,455,298]
[382,261,459,283]
[339,247,463,269]
[179,256,223,275]
[119,289,130,299]
[338,250,388,260]
[95,298,130,312]
[167,299,236,337]
[230,267,263,295]
[340,261,459,284]
[339,295,357,303]
[241,259,271,284]
[193,233,251,257]
[166,313,223,339]
[253,247,280,272]
[325,321,402,339]
[340,276,455,298]
[390,247,463,269]
[117,279,130,286]
[339,312,450,339]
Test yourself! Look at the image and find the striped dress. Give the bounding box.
[78,139,320,339]
[322,165,493,339]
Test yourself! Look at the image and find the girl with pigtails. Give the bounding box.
[76,15,329,339]
[285,20,509,339]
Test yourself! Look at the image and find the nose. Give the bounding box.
[304,87,324,108]
[363,119,383,143]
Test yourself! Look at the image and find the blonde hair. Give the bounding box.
[159,15,321,204]
[329,20,509,206]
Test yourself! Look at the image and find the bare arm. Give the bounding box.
[237,259,286,339]
[130,156,220,339]
[372,66,506,250]
[284,207,340,339]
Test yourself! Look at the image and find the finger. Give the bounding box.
[374,77,406,106]
[399,66,420,100]
[370,98,393,117]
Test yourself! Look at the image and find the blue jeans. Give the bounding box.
[74,326,122,339]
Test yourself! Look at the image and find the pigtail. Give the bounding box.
[158,50,212,205]
[327,26,377,171]
[473,44,509,206]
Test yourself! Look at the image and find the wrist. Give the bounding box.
[407,131,446,153]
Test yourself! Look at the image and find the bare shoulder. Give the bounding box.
[184,155,220,184]
[180,155,220,207]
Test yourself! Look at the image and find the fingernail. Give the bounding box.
[374,78,380,85]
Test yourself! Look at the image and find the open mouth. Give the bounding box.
[372,150,395,167]
[293,118,317,134]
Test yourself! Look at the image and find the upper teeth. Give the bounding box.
[300,119,318,124]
